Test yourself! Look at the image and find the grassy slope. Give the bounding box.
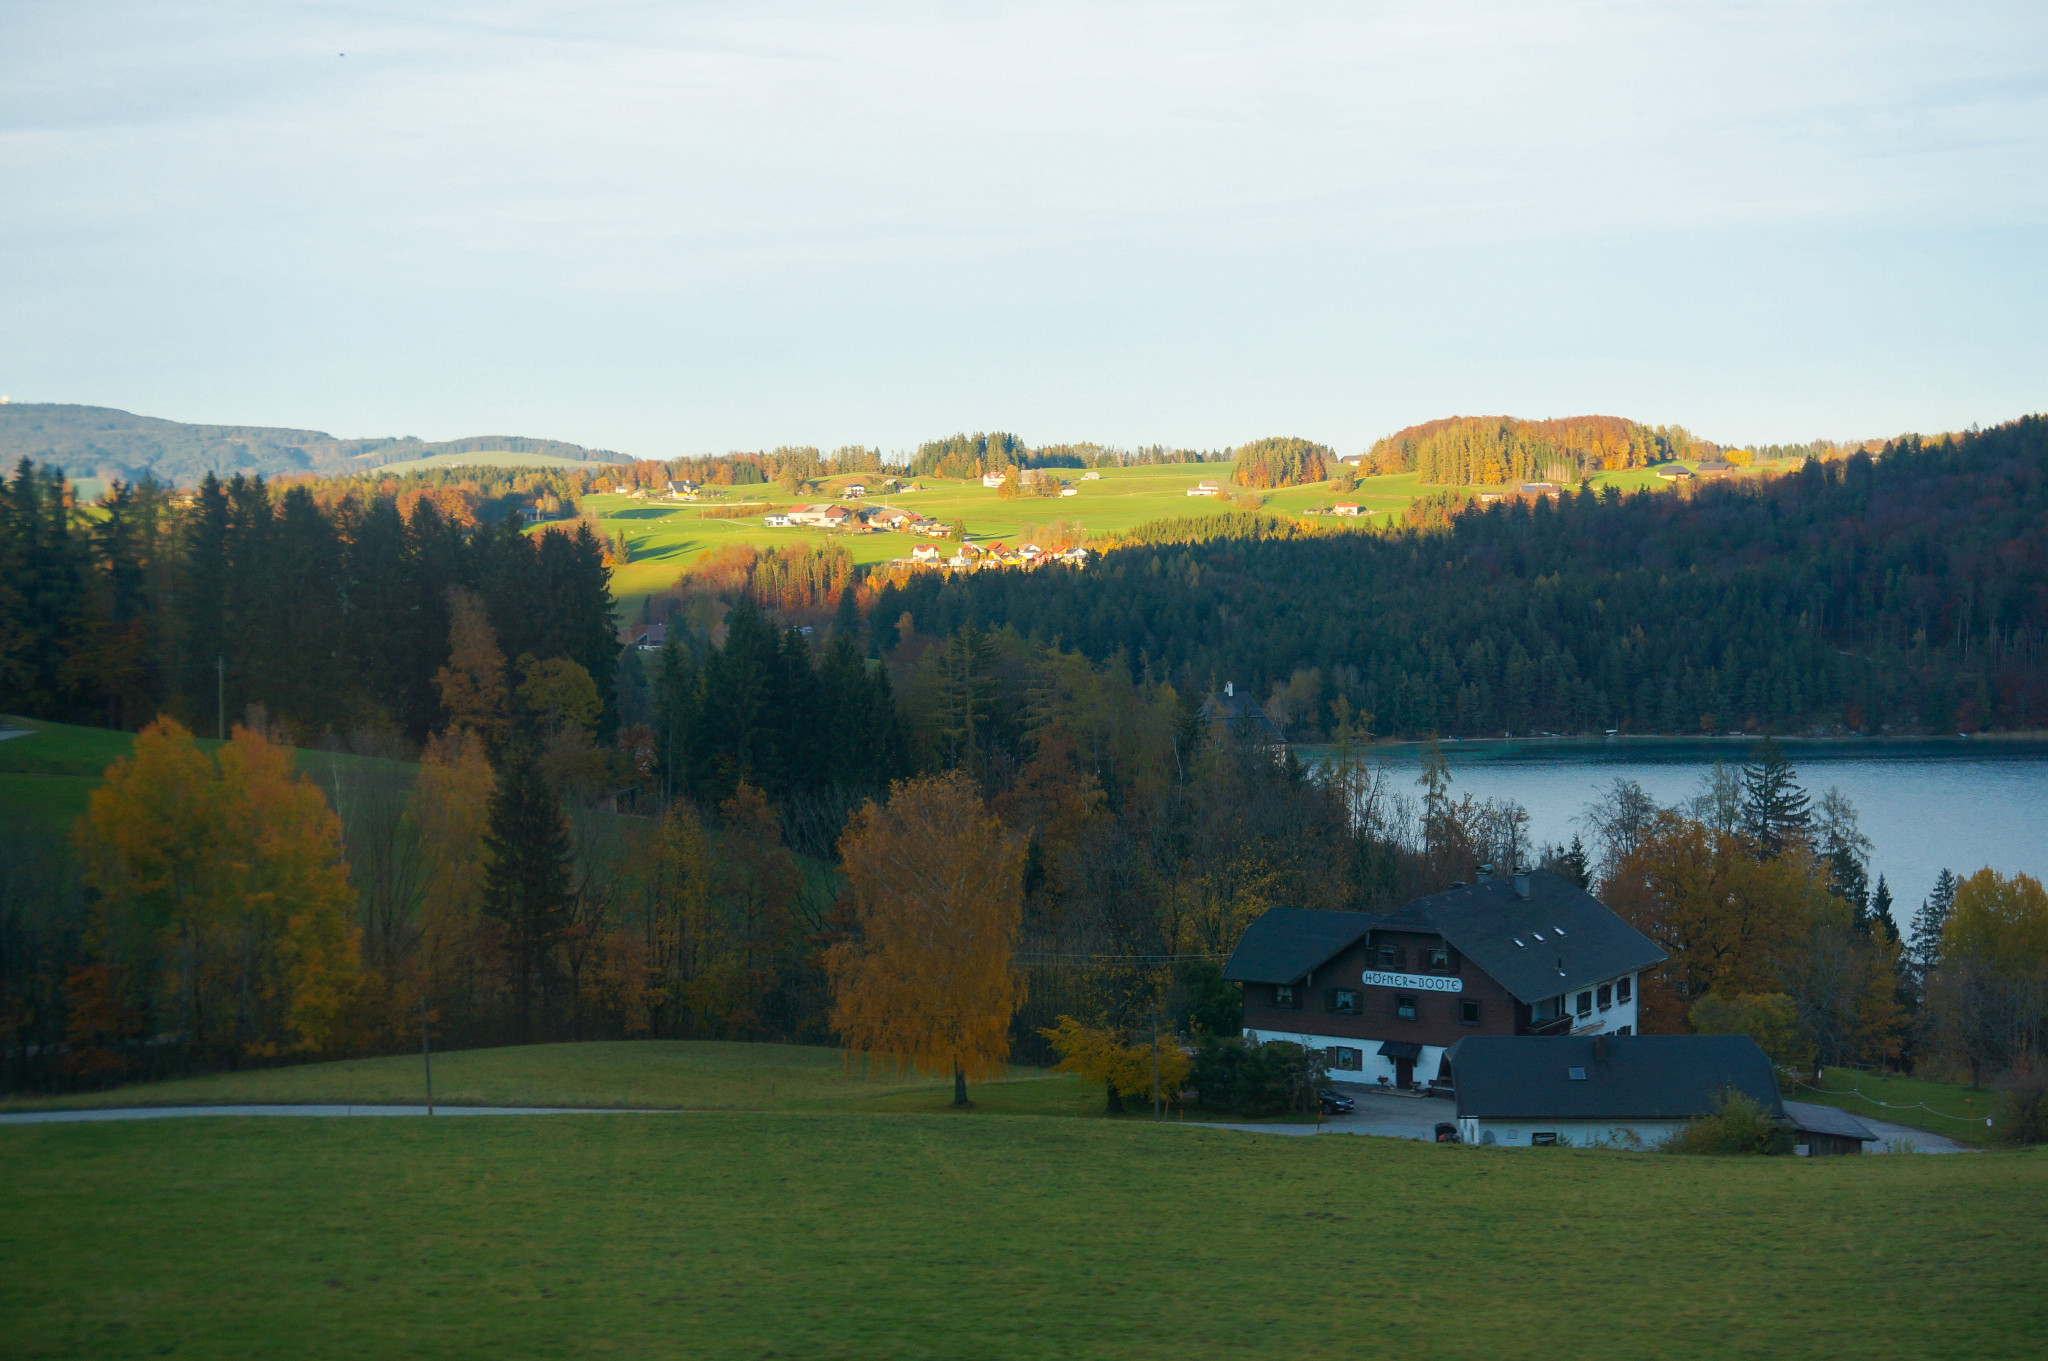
[3,1112,2042,1360]
[0,1040,1097,1115]
[593,459,1784,605]
[1789,1067,2009,1149]
[371,451,630,475]
[0,717,417,841]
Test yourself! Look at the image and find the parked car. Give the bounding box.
[1318,1089,1355,1115]
[1434,1122,1461,1143]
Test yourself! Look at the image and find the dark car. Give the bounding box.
[1318,1089,1355,1115]
[1434,1122,1461,1143]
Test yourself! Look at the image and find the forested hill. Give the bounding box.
[0,404,625,486]
[874,416,2048,739]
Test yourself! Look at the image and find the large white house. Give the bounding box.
[1228,868,1664,1092]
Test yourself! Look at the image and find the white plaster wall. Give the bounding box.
[1566,972,1641,1036]
[1457,1116,1682,1150]
[1243,1027,1447,1089]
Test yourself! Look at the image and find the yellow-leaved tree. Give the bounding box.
[408,728,496,1017]
[77,718,361,1064]
[1040,1016,1192,1116]
[828,770,1024,1106]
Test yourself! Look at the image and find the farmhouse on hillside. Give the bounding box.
[1226,868,1667,1091]
[1186,480,1221,496]
[1448,1033,1781,1149]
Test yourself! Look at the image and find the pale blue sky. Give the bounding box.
[3,1,2044,457]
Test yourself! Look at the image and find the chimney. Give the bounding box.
[1225,681,1233,697]
[1476,864,1493,883]
[1513,866,1531,898]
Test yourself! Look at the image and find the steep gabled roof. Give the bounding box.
[1376,871,1666,1003]
[1222,908,1375,986]
[1202,689,1285,745]
[1449,1035,1783,1122]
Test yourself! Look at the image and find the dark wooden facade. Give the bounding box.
[1238,925,1532,1051]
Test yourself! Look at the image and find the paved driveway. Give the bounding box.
[1183,1087,1453,1140]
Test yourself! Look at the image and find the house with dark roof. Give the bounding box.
[1224,868,1666,1091]
[1202,683,1285,746]
[1449,1033,1781,1148]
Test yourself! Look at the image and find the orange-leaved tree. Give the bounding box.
[1040,1015,1192,1116]
[828,770,1024,1106]
[76,717,361,1064]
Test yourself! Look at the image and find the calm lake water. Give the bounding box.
[1310,737,2048,929]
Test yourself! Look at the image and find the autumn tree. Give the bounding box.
[1040,1015,1191,1115]
[827,771,1025,1106]
[76,718,361,1064]
[1926,869,2048,1083]
[434,587,509,742]
[408,729,495,1027]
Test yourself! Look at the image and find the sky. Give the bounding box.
[3,0,2045,458]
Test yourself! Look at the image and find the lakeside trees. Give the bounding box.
[889,417,2048,737]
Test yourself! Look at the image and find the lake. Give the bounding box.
[1311,737,2048,930]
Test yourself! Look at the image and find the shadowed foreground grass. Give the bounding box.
[0,1041,1088,1114]
[3,1113,2043,1360]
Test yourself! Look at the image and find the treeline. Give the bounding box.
[879,419,2048,739]
[1231,437,1332,489]
[1363,414,1711,485]
[2,464,618,743]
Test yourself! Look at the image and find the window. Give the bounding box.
[1597,983,1612,1010]
[1575,991,1593,1017]
[1530,1132,1560,1147]
[1459,1000,1481,1025]
[1616,1025,1632,1036]
[1534,996,1563,1021]
[1327,1046,1362,1071]
[1329,988,1358,1015]
[1273,984,1296,1008]
[1395,994,1418,1020]
[1426,947,1451,972]
[1617,975,1633,1004]
[1376,945,1404,971]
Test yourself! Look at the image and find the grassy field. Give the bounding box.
[0,715,421,843]
[1789,1066,2010,1149]
[371,450,632,475]
[589,458,1778,604]
[0,1041,1100,1115]
[4,1108,2043,1359]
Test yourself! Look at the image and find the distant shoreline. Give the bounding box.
[1296,731,2048,757]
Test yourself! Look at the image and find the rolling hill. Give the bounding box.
[0,403,629,487]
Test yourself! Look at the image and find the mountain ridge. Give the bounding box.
[0,403,628,487]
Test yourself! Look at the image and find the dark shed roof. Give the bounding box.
[1375,871,1667,1003]
[1222,908,1374,985]
[1781,1100,1879,1142]
[1202,689,1286,745]
[1448,1035,1783,1121]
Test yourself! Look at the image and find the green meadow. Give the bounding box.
[586,458,1777,603]
[1791,1066,2010,1149]
[4,1096,2043,1358]
[0,717,414,840]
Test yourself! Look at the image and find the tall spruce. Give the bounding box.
[482,749,574,1041]
[1910,868,1959,987]
[1740,738,1811,855]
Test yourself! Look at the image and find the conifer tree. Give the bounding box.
[1741,738,1811,855]
[483,749,574,1041]
[1910,868,1959,986]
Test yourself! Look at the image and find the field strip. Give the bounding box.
[0,1104,660,1123]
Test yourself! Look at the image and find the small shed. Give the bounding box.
[1781,1100,1880,1156]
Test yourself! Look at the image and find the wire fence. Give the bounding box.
[1792,1077,1991,1125]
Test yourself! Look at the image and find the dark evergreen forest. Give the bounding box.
[871,418,2048,738]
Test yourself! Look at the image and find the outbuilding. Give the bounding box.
[1781,1100,1880,1156]
[1449,1033,1782,1149]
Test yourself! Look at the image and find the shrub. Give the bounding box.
[1662,1090,1795,1155]
[2000,1069,2048,1147]
[1188,1037,1326,1116]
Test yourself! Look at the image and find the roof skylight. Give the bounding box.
[1567,1067,1587,1081]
